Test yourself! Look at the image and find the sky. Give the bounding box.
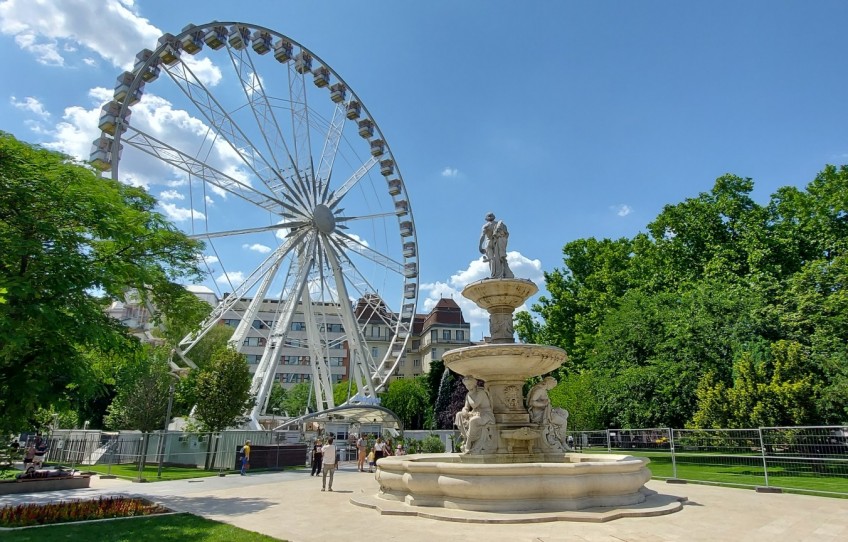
[1,0,847,341]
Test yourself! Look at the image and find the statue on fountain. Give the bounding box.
[527,376,572,451]
[454,375,497,454]
[479,212,514,279]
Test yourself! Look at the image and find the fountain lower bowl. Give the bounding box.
[374,453,652,512]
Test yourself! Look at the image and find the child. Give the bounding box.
[367,448,376,473]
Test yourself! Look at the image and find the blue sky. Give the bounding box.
[1,1,846,340]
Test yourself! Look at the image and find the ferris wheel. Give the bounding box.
[90,22,419,428]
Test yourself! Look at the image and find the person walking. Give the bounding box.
[321,437,337,491]
[310,439,323,476]
[356,434,368,472]
[240,440,251,475]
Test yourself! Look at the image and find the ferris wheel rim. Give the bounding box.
[97,20,419,413]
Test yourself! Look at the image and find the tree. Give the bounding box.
[380,377,430,430]
[0,133,204,434]
[192,347,254,432]
[265,382,288,416]
[104,348,174,432]
[282,382,312,417]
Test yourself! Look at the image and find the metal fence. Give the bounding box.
[572,426,848,496]
[40,429,307,480]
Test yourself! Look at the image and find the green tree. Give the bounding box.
[104,349,174,432]
[381,376,430,430]
[193,347,254,432]
[0,133,203,434]
[265,382,288,415]
[282,382,312,417]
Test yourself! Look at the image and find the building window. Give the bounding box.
[290,321,306,331]
[431,330,437,342]
[243,336,266,347]
[371,347,379,358]
[456,330,465,341]
[399,359,406,367]
[413,359,421,367]
[432,349,437,358]
[330,357,344,366]
[442,329,451,341]
[371,325,380,338]
[252,319,267,330]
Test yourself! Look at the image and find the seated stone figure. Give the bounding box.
[526,376,571,451]
[454,375,497,454]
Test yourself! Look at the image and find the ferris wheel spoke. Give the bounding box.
[122,126,302,216]
[164,58,281,195]
[285,59,316,197]
[250,232,318,421]
[335,211,400,223]
[178,228,309,355]
[333,231,405,275]
[326,156,379,208]
[226,43,318,210]
[322,242,378,395]
[314,101,346,197]
[187,221,308,240]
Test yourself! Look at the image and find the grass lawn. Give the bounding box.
[82,463,230,482]
[587,449,848,496]
[1,512,284,541]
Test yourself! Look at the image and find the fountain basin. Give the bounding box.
[374,453,651,512]
[443,343,566,381]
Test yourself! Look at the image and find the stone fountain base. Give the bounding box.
[352,452,684,522]
[368,452,655,513]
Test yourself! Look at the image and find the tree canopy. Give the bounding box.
[0,132,204,434]
[519,167,848,429]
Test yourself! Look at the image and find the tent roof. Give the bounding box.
[275,404,402,431]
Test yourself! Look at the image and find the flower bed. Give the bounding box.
[0,496,169,528]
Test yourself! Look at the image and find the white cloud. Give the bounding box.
[159,202,205,222]
[205,195,215,206]
[216,271,246,287]
[0,0,161,69]
[82,57,97,67]
[243,243,272,254]
[420,251,543,341]
[10,96,50,118]
[159,189,184,201]
[441,167,459,178]
[198,254,219,266]
[612,204,633,217]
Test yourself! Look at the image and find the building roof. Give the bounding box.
[422,297,468,330]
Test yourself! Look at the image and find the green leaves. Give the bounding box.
[525,164,848,429]
[192,347,254,432]
[0,132,204,434]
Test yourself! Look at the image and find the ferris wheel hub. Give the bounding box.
[313,203,336,234]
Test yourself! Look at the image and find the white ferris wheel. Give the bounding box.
[91,22,419,428]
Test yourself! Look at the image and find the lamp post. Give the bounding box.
[156,382,176,479]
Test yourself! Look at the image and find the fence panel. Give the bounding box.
[669,428,766,487]
[760,426,848,495]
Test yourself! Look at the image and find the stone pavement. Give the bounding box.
[2,462,847,541]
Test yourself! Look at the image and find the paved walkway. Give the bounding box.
[3,463,847,541]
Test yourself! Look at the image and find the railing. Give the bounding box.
[571,426,848,496]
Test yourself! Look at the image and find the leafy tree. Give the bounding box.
[265,382,288,415]
[333,379,361,406]
[282,382,312,417]
[522,166,848,429]
[104,351,174,432]
[192,347,254,432]
[0,133,203,434]
[547,371,605,432]
[380,376,430,430]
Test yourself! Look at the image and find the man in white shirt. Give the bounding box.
[356,434,367,472]
[321,437,337,491]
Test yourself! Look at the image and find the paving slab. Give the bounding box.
[2,463,847,542]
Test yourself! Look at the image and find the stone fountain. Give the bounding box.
[352,213,681,520]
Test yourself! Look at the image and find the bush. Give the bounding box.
[419,434,446,453]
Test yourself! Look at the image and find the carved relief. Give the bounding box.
[503,385,521,410]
